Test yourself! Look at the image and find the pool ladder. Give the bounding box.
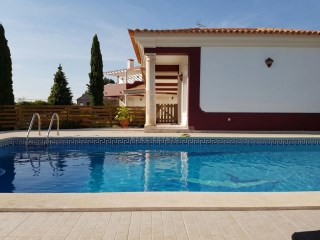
[26,113,41,145]
[46,113,59,143]
[26,113,59,145]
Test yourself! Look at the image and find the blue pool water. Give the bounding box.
[1,138,320,192]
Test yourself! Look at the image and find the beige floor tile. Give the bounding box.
[40,213,64,239]
[77,212,102,240]
[151,211,164,239]
[8,213,45,237]
[172,212,189,240]
[103,212,122,239]
[55,212,82,238]
[40,236,55,240]
[115,212,131,240]
[128,211,141,240]
[2,237,18,240]
[181,212,201,240]
[64,212,88,239]
[0,213,30,237]
[91,212,112,239]
[162,212,176,240]
[231,211,258,240]
[201,211,226,240]
[191,211,213,240]
[210,212,238,239]
[15,237,30,240]
[140,211,152,240]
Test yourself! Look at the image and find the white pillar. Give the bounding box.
[145,53,156,127]
[178,75,182,124]
[181,62,189,127]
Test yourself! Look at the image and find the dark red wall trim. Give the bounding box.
[155,65,179,72]
[156,83,178,86]
[146,47,320,131]
[145,48,189,55]
[156,88,178,91]
[156,92,177,95]
[155,76,178,79]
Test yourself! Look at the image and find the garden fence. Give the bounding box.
[0,105,145,130]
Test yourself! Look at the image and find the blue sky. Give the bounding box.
[1,0,320,102]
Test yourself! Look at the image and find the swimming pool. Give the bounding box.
[0,137,320,193]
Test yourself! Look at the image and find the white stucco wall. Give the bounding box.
[126,95,177,107]
[127,96,145,106]
[200,47,320,113]
[156,95,177,104]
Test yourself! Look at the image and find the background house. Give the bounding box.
[76,91,90,106]
[104,59,177,107]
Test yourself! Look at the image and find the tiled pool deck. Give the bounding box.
[1,210,320,239]
[1,129,320,239]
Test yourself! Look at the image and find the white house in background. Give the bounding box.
[128,27,320,131]
[104,59,178,107]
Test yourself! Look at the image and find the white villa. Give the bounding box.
[127,28,320,131]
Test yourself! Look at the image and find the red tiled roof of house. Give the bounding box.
[104,81,145,97]
[104,83,126,97]
[129,28,320,35]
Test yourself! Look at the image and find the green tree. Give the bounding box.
[0,24,14,105]
[48,64,73,105]
[87,34,104,105]
[103,77,115,85]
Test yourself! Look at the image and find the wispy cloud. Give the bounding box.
[210,11,266,28]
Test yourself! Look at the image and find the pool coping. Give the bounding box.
[1,192,320,212]
[1,130,320,211]
[3,129,320,139]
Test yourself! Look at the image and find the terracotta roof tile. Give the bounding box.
[129,27,320,36]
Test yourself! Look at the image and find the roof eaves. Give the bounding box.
[128,29,142,64]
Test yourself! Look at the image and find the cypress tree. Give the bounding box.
[87,34,104,106]
[48,64,73,105]
[0,24,14,105]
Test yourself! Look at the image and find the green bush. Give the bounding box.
[115,106,133,122]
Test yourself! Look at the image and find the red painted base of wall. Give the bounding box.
[189,112,320,131]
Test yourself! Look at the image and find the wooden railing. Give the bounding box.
[156,104,178,124]
[0,105,145,130]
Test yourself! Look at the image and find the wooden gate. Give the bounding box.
[156,104,178,123]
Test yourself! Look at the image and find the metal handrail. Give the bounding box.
[47,113,59,143]
[26,113,41,144]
